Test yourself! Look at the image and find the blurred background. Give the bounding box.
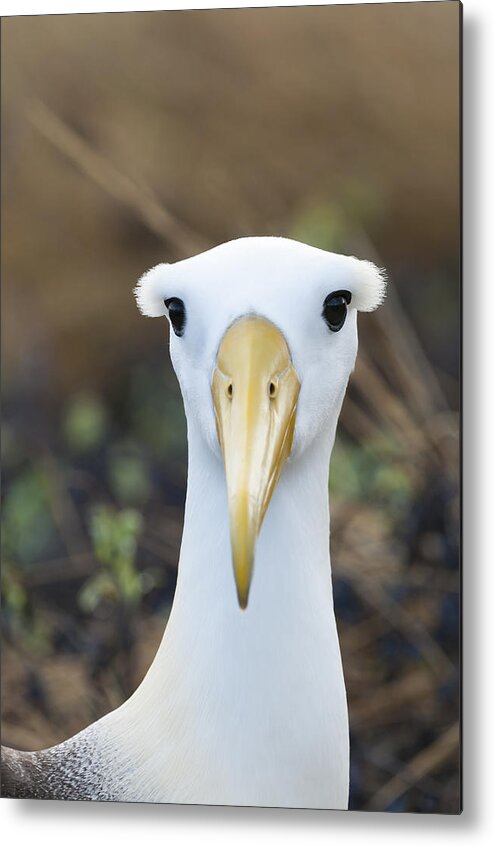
[1,3,460,813]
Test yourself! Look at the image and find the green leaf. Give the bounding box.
[63,392,108,453]
[1,467,57,565]
[107,449,151,506]
[85,505,144,609]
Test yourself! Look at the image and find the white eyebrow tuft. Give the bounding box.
[348,258,388,312]
[133,264,170,317]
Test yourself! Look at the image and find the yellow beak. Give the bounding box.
[212,316,300,609]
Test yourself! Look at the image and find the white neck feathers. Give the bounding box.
[86,425,349,808]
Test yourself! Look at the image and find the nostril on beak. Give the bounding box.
[226,381,234,399]
[269,379,278,399]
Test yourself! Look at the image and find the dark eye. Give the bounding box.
[164,298,186,337]
[322,290,351,333]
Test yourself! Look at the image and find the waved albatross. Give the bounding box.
[1,237,386,808]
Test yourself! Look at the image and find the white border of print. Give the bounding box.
[1,1,492,845]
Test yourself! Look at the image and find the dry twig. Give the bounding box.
[27,99,208,257]
[366,722,459,810]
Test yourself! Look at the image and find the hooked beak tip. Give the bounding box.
[232,536,255,609]
[238,593,249,611]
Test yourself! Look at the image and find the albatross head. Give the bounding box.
[135,237,386,609]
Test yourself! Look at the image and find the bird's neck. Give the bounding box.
[95,421,349,807]
[173,422,336,627]
[138,422,342,696]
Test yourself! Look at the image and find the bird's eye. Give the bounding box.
[164,298,186,337]
[322,290,351,333]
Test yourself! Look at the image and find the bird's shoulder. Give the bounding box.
[1,746,52,799]
[1,738,106,801]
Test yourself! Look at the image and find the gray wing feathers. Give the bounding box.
[1,746,51,799]
[1,743,104,800]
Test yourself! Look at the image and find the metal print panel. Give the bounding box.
[1,1,461,813]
